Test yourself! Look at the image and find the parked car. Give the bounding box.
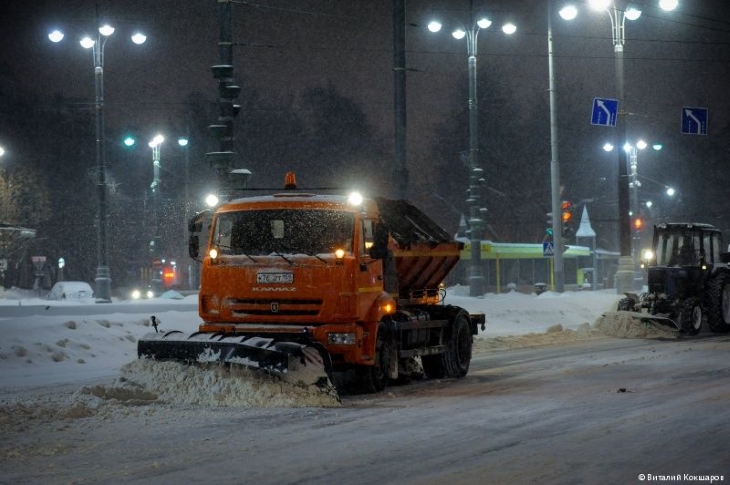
[46,281,94,301]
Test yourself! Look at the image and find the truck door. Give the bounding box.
[357,219,383,315]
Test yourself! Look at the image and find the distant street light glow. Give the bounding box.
[625,7,642,21]
[559,5,578,20]
[99,25,115,36]
[588,0,611,11]
[427,21,442,33]
[502,23,517,34]
[476,18,492,29]
[48,30,64,43]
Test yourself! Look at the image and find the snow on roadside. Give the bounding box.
[0,287,682,415]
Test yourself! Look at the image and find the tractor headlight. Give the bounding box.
[327,333,357,345]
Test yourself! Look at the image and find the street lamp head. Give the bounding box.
[0,146,4,157]
[476,17,492,29]
[636,139,647,150]
[452,28,466,40]
[48,30,64,43]
[502,23,517,34]
[149,134,164,148]
[659,0,679,11]
[625,7,642,21]
[80,37,95,49]
[666,187,676,196]
[603,142,614,152]
[588,0,611,11]
[178,137,189,147]
[427,21,442,33]
[99,24,115,37]
[558,5,578,21]
[131,32,147,45]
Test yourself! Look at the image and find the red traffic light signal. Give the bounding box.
[561,200,573,224]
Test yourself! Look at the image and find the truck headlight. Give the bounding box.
[327,333,357,345]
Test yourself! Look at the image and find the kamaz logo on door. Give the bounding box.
[271,302,279,313]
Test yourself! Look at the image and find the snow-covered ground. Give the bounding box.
[3,287,727,485]
[0,285,626,393]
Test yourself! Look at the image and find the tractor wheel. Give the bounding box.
[617,297,635,312]
[679,297,703,335]
[356,323,392,393]
[707,272,730,333]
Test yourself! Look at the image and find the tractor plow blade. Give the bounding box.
[602,311,681,333]
[137,331,334,390]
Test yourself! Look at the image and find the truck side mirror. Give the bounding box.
[188,210,210,233]
[369,223,390,260]
[189,235,200,259]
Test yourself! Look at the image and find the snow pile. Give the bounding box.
[118,360,340,407]
[474,322,605,351]
[594,312,679,339]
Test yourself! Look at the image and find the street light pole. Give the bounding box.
[428,2,516,297]
[91,21,112,302]
[548,0,565,293]
[48,13,146,302]
[149,135,164,262]
[566,0,678,294]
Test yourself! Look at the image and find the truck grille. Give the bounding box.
[227,298,323,316]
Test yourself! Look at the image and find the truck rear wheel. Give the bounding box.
[707,272,730,333]
[680,297,703,335]
[422,311,472,379]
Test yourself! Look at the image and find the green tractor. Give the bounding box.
[617,223,730,335]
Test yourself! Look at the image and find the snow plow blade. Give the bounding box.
[137,331,334,389]
[602,311,681,332]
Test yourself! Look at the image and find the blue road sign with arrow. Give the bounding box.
[681,107,708,135]
[591,97,618,127]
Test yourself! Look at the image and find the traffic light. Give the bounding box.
[561,200,574,238]
[633,216,644,231]
[546,212,554,240]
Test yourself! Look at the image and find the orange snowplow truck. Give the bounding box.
[138,174,485,393]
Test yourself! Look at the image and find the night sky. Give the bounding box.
[1,0,730,249]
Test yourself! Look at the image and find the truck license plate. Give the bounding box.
[257,273,294,284]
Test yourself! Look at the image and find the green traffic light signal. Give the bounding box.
[123,136,136,147]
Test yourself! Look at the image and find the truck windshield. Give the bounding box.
[212,209,354,256]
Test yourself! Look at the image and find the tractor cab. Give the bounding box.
[649,223,723,269]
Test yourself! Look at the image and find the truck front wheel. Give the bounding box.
[356,323,392,393]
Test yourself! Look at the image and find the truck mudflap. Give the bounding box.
[137,331,335,390]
